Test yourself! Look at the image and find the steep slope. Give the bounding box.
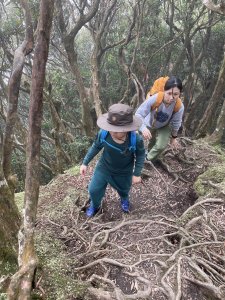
[16,139,225,300]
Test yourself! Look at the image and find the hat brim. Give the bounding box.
[97,113,142,132]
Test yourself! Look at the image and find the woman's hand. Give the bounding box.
[170,138,180,150]
[80,164,87,176]
[142,128,152,140]
[132,176,142,184]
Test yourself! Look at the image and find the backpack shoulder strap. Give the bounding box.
[129,131,136,152]
[151,92,164,111]
[151,93,182,113]
[174,98,182,113]
[99,129,108,143]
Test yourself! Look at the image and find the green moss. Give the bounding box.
[0,257,17,280]
[0,227,18,278]
[44,189,80,221]
[213,145,225,159]
[15,192,24,214]
[194,163,225,196]
[35,232,89,299]
[65,165,80,176]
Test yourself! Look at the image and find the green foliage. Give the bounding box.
[65,136,92,163]
[11,151,26,192]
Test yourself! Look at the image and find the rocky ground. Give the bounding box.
[24,138,225,300]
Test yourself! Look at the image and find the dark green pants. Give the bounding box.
[147,125,171,161]
[88,165,132,209]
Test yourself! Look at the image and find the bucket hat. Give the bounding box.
[97,103,141,132]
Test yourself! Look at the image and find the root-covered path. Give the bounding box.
[35,140,225,300]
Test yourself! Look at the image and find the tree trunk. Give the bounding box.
[91,52,103,117]
[184,78,217,137]
[197,46,225,138]
[64,39,94,136]
[3,0,33,186]
[209,98,225,144]
[0,132,20,269]
[56,0,101,137]
[7,1,54,299]
[48,97,72,173]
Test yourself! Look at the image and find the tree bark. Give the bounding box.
[184,78,217,137]
[0,132,20,268]
[48,96,72,173]
[197,46,225,138]
[56,0,101,136]
[3,0,33,185]
[209,98,225,144]
[7,1,55,299]
[202,0,225,14]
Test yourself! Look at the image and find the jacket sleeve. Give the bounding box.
[170,103,184,136]
[82,132,104,165]
[133,134,145,176]
[135,94,157,132]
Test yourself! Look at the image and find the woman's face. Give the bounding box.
[164,87,180,105]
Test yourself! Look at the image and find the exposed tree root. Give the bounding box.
[34,139,225,299]
[69,197,225,299]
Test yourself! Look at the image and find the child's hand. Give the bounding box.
[132,176,142,184]
[80,165,87,176]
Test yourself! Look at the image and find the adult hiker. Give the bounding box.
[80,103,145,217]
[135,76,184,162]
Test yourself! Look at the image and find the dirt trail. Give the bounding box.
[36,139,225,300]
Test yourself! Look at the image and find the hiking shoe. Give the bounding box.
[121,198,130,213]
[86,203,99,217]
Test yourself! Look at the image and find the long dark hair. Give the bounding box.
[164,76,183,92]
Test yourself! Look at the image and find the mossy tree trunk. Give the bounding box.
[56,0,101,136]
[0,133,20,267]
[3,0,33,185]
[0,0,33,278]
[197,0,225,139]
[209,98,225,144]
[7,1,55,299]
[197,46,225,138]
[48,95,72,173]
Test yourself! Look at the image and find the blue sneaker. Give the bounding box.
[86,202,99,217]
[121,198,130,213]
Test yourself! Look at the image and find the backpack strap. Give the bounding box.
[150,93,182,128]
[151,92,164,111]
[151,92,182,113]
[174,98,182,113]
[128,131,136,152]
[99,129,136,153]
[99,129,108,143]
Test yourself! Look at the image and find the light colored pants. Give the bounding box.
[147,125,171,161]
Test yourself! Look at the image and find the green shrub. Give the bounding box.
[66,136,92,163]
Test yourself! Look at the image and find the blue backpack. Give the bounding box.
[99,129,136,153]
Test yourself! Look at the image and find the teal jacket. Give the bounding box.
[83,131,145,176]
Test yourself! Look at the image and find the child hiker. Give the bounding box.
[80,103,145,217]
